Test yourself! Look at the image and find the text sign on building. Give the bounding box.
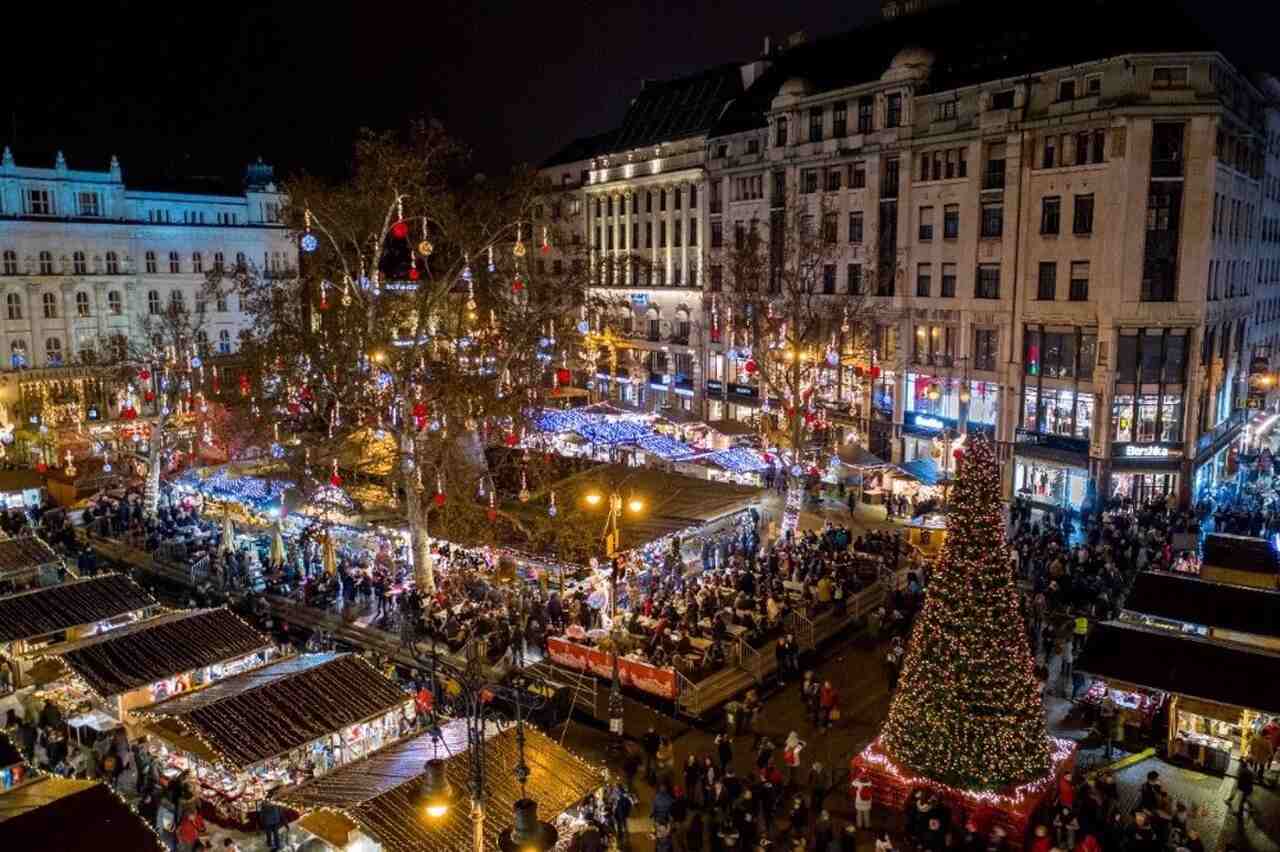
[1113,443,1184,460]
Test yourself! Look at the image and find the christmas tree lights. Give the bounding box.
[878,436,1052,790]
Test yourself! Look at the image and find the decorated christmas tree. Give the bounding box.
[879,436,1052,790]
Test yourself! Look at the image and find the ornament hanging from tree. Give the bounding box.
[330,459,342,488]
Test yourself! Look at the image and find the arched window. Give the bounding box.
[110,334,127,361]
[168,251,181,273]
[170,290,186,311]
[216,291,228,312]
[1,251,16,275]
[218,329,232,354]
[196,330,209,355]
[107,290,122,315]
[45,337,62,366]
[618,305,634,335]
[235,252,246,271]
[213,252,224,270]
[6,293,22,320]
[192,252,203,273]
[10,339,27,368]
[675,308,691,342]
[147,290,161,315]
[105,251,119,274]
[38,251,54,275]
[72,251,87,274]
[145,251,157,274]
[646,307,661,341]
[75,291,90,318]
[42,292,57,319]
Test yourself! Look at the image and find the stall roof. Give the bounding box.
[838,443,889,469]
[137,653,409,769]
[0,470,45,493]
[1076,621,1280,715]
[273,722,603,852]
[42,608,270,699]
[0,536,60,580]
[706,419,756,437]
[1125,571,1280,639]
[555,464,763,552]
[0,574,156,645]
[898,457,949,486]
[0,777,164,851]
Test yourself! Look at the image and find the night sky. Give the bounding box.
[0,0,1272,186]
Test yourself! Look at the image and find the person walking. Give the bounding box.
[613,784,634,844]
[1227,762,1254,817]
[850,767,874,829]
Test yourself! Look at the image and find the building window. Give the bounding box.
[857,96,874,133]
[711,221,723,248]
[148,290,161,315]
[809,107,823,143]
[801,169,818,194]
[1069,261,1090,301]
[848,212,864,243]
[943,205,959,239]
[45,338,62,366]
[192,252,203,273]
[42,292,57,319]
[710,265,723,292]
[1086,75,1102,96]
[73,251,87,274]
[1073,195,1095,234]
[774,116,788,147]
[822,264,836,294]
[108,290,122,315]
[145,251,157,274]
[850,162,866,189]
[885,93,903,128]
[75,291,90,317]
[975,264,1000,299]
[974,329,998,371]
[822,212,838,244]
[77,192,101,217]
[6,293,22,320]
[1152,66,1189,89]
[1040,197,1061,235]
[168,251,180,274]
[833,102,847,137]
[1057,79,1076,101]
[980,203,1003,238]
[219,330,232,354]
[916,263,932,297]
[235,252,246,270]
[918,206,934,242]
[1,251,15,275]
[216,291,228,312]
[38,251,54,275]
[941,263,957,298]
[935,101,956,121]
[673,188,682,211]
[826,169,842,192]
[989,89,1015,110]
[1037,262,1057,300]
[848,264,864,295]
[27,189,52,215]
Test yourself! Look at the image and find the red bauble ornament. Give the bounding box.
[433,492,446,507]
[870,366,881,379]
[408,267,420,281]
[138,369,151,381]
[319,296,329,310]
[123,406,137,421]
[540,243,550,255]
[330,472,343,487]
[953,448,965,461]
[487,508,498,522]
[412,402,428,419]
[35,462,47,473]
[555,368,572,385]
[144,390,155,402]
[744,358,758,375]
[503,432,518,447]
[288,402,301,415]
[414,416,427,431]
[301,386,314,401]
[390,220,409,239]
[512,278,525,293]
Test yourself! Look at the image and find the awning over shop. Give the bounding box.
[897,457,949,486]
[1124,571,1280,639]
[1076,621,1280,715]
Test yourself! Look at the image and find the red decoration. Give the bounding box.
[414,416,427,431]
[479,688,495,704]
[412,402,428,419]
[408,267,420,281]
[301,386,314,401]
[138,369,151,381]
[512,278,524,293]
[870,365,881,379]
[330,472,343,487]
[555,368,572,385]
[744,358,758,375]
[35,462,47,473]
[239,374,250,396]
[288,402,301,415]
[954,448,965,461]
[390,220,409,239]
[144,390,155,402]
[433,492,446,507]
[540,243,550,255]
[123,406,137,421]
[319,296,329,310]
[503,432,519,447]
[487,508,498,522]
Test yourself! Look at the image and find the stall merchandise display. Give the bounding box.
[1080,680,1163,728]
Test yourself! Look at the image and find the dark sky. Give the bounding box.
[0,0,1270,186]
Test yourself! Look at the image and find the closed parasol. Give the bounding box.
[321,530,337,576]
[270,521,287,567]
[219,514,235,555]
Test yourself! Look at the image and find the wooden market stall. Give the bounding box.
[0,574,158,688]
[0,470,46,512]
[0,774,166,851]
[0,536,64,590]
[133,653,413,827]
[1077,621,1280,773]
[27,608,274,727]
[272,719,605,852]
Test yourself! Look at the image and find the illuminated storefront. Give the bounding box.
[1108,328,1191,503]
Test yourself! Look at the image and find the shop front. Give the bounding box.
[1012,430,1092,512]
[1108,442,1184,504]
[1191,408,1249,501]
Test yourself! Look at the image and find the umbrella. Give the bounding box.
[270,522,287,567]
[219,514,235,555]
[321,531,337,576]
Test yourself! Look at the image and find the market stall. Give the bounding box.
[0,775,166,851]
[901,512,949,555]
[545,636,678,699]
[271,718,605,852]
[26,608,274,726]
[134,653,413,827]
[0,536,64,590]
[0,574,158,688]
[0,469,46,511]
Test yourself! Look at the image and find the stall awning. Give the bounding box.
[897,457,949,486]
[0,574,156,645]
[1124,571,1280,639]
[838,443,888,469]
[1076,621,1280,715]
[273,721,604,852]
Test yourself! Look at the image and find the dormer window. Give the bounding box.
[989,89,1015,110]
[77,192,101,217]
[27,189,52,216]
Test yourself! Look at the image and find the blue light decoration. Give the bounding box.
[706,447,770,473]
[826,350,839,367]
[174,469,291,514]
[190,356,202,369]
[635,433,697,460]
[576,320,590,335]
[531,408,592,433]
[790,464,804,477]
[576,420,651,445]
[270,443,286,459]
[548,504,558,517]
[300,233,319,253]
[375,371,394,391]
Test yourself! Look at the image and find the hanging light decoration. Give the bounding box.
[926,381,942,402]
[959,382,972,404]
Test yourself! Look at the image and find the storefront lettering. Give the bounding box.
[914,415,946,431]
[1123,445,1171,458]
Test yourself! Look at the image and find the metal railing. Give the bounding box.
[732,637,765,684]
[785,610,816,650]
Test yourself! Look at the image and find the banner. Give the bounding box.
[546,637,677,700]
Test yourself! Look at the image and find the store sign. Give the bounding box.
[547,637,676,699]
[904,411,955,435]
[727,383,758,399]
[1115,443,1183,460]
[706,380,724,395]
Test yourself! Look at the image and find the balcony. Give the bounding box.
[1151,158,1183,179]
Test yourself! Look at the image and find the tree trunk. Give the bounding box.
[144,420,164,518]
[400,431,436,593]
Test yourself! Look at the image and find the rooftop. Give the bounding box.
[0,777,164,852]
[0,574,156,645]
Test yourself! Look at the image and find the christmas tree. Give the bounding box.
[879,436,1051,790]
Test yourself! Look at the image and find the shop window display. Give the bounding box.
[1112,394,1135,442]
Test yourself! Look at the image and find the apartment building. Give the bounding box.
[0,149,292,422]
[546,0,1278,507]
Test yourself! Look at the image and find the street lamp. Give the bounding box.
[422,757,451,819]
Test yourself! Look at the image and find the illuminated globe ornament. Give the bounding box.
[390,220,409,239]
[300,233,319,253]
[576,320,590,334]
[827,350,839,367]
[548,504,557,517]
[103,462,112,472]
[790,464,803,477]
[190,356,202,369]
[417,239,433,256]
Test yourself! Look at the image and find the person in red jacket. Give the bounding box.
[175,806,206,852]
[1029,824,1052,852]
[819,681,839,731]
